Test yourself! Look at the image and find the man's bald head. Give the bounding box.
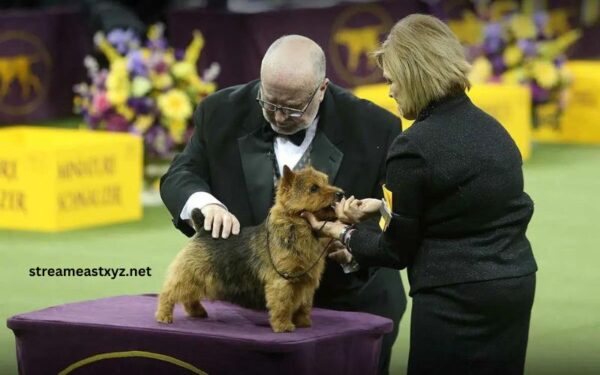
[260,35,326,92]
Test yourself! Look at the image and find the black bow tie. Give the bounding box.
[261,124,307,146]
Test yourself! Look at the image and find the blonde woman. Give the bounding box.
[302,14,537,374]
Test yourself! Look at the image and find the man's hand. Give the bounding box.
[200,204,240,239]
[335,196,382,224]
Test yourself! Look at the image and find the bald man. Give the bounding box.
[160,35,406,374]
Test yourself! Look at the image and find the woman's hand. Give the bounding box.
[335,197,382,224]
[326,240,354,264]
[300,212,346,240]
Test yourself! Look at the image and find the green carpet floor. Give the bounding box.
[1,143,599,374]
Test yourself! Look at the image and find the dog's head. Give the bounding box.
[275,165,344,220]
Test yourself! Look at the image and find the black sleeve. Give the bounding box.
[349,134,427,269]
[159,103,212,237]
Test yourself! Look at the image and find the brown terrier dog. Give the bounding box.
[155,166,343,332]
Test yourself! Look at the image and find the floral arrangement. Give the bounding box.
[448,1,581,127]
[74,24,219,158]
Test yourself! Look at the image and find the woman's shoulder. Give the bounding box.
[387,130,427,161]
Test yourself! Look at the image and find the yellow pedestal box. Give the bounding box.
[353,83,532,160]
[533,61,600,144]
[0,126,143,232]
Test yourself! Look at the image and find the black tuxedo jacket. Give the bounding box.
[160,80,403,301]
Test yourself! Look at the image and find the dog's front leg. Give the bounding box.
[265,279,296,333]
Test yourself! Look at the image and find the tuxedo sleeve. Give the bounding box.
[349,134,427,269]
[160,103,212,237]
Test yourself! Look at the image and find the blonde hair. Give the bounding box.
[373,14,471,118]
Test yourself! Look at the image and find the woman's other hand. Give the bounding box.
[335,197,382,224]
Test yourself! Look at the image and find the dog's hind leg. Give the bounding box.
[182,284,208,318]
[183,300,207,318]
[155,289,176,324]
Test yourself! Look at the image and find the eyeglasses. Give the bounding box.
[256,83,321,118]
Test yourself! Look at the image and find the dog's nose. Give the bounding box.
[335,191,344,202]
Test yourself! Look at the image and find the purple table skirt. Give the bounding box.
[7,294,393,375]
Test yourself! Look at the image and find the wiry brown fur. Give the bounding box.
[155,166,343,332]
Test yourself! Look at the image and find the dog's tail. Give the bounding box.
[191,208,205,233]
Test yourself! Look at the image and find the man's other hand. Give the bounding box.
[200,204,241,239]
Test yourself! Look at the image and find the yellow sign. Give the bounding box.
[533,61,600,144]
[0,127,142,232]
[0,31,52,115]
[353,83,532,159]
[329,4,393,86]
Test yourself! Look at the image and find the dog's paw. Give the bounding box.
[271,321,296,333]
[155,312,174,324]
[293,315,312,328]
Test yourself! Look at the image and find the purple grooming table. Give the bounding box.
[7,294,392,375]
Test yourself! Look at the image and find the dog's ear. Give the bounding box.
[280,165,295,189]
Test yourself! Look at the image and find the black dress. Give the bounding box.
[349,92,538,375]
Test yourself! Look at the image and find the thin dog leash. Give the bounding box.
[265,213,334,281]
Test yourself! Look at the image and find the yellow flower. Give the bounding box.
[532,60,559,89]
[488,1,519,21]
[510,14,537,39]
[151,73,173,90]
[106,60,129,105]
[538,30,582,59]
[501,68,527,84]
[468,57,493,84]
[116,104,135,121]
[157,89,193,121]
[164,50,175,66]
[503,45,523,67]
[184,31,205,64]
[189,74,217,96]
[167,119,187,143]
[172,61,194,80]
[134,115,155,133]
[131,76,152,97]
[448,11,484,45]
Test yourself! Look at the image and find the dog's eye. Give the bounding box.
[310,184,319,193]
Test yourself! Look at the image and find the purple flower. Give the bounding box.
[530,82,550,104]
[154,60,169,74]
[147,37,168,51]
[483,23,504,53]
[517,39,537,57]
[144,125,174,158]
[174,49,185,61]
[107,29,140,55]
[106,114,130,132]
[534,12,549,35]
[490,55,506,75]
[93,70,108,90]
[127,50,148,76]
[127,97,155,114]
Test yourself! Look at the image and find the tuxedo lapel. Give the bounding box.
[311,85,344,183]
[310,130,343,184]
[238,127,275,223]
